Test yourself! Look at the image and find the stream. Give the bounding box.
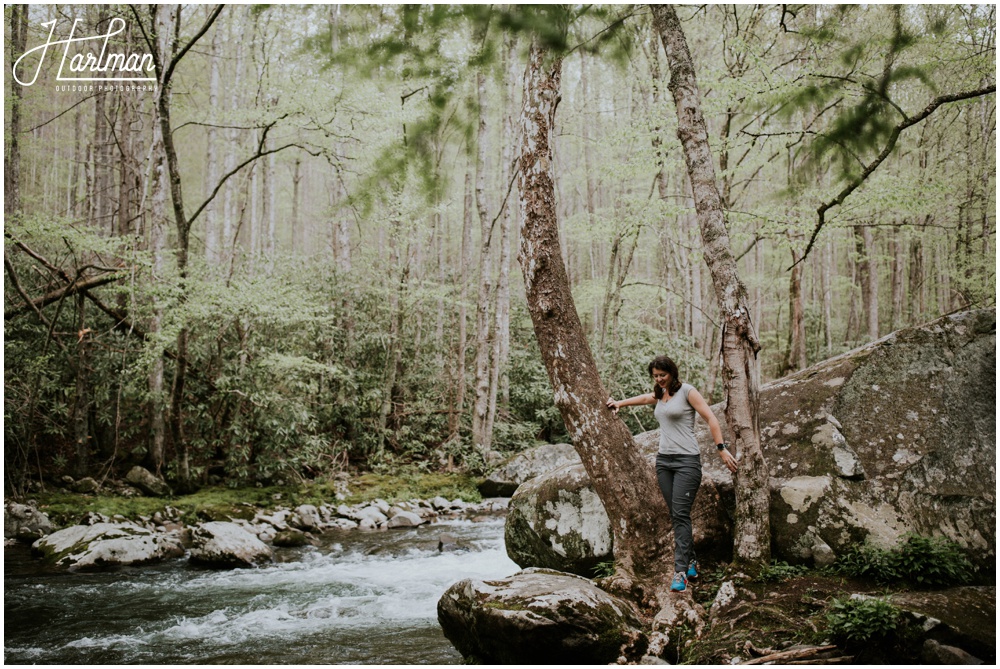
[4,517,518,664]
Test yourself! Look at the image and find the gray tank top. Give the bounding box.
[654,382,699,456]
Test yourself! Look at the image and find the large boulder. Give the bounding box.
[505,464,612,576]
[31,522,184,569]
[5,501,56,542]
[506,309,995,571]
[891,586,995,663]
[188,521,273,568]
[437,567,647,664]
[759,309,995,566]
[125,466,172,497]
[479,443,581,497]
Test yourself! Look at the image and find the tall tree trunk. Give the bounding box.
[652,4,770,571]
[153,4,223,490]
[73,293,91,478]
[449,169,474,446]
[495,31,518,409]
[91,6,110,234]
[784,239,807,374]
[822,240,833,355]
[908,233,924,323]
[205,17,221,262]
[856,225,879,340]
[266,148,277,260]
[71,99,83,219]
[291,158,301,254]
[222,8,245,264]
[145,11,170,474]
[890,228,906,331]
[154,6,193,489]
[472,69,496,458]
[517,37,674,599]
[378,215,406,458]
[5,4,28,217]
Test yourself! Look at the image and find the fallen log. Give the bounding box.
[785,657,853,665]
[5,270,124,320]
[741,645,838,665]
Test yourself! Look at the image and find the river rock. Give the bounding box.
[430,496,452,511]
[291,504,322,531]
[479,443,581,497]
[356,506,388,526]
[188,521,273,568]
[5,501,56,542]
[253,511,289,531]
[31,522,184,569]
[330,518,359,530]
[437,568,647,664]
[505,464,612,576]
[386,510,424,528]
[70,477,100,494]
[272,528,313,547]
[438,533,462,552]
[124,466,172,497]
[506,310,996,571]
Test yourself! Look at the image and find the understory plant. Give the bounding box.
[834,534,976,587]
[824,595,918,662]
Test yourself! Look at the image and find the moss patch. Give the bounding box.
[29,472,482,527]
[342,472,482,505]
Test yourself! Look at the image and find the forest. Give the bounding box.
[4,4,995,497]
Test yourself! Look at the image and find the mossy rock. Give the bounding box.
[196,504,257,522]
[438,568,647,664]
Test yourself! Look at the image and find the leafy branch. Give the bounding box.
[794,83,996,267]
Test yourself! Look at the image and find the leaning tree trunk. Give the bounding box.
[517,38,674,598]
[651,4,770,571]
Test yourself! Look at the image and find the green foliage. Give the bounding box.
[825,596,903,646]
[759,560,810,582]
[342,471,481,505]
[29,471,481,526]
[834,534,976,587]
[592,560,616,578]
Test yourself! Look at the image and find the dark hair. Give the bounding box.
[648,355,682,400]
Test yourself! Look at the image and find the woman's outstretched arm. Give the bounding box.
[688,388,738,473]
[606,393,656,414]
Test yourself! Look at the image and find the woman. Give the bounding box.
[607,355,737,592]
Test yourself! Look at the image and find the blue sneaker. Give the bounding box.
[671,572,688,592]
[687,559,699,580]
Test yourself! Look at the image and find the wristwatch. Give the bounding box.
[716,442,729,451]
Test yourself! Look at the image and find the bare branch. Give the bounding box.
[795,84,997,267]
[161,5,225,90]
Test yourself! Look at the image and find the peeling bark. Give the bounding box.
[517,38,673,597]
[651,4,770,571]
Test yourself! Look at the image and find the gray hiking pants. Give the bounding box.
[656,453,702,574]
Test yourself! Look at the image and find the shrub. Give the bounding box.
[834,534,975,587]
[825,597,902,646]
[891,534,975,587]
